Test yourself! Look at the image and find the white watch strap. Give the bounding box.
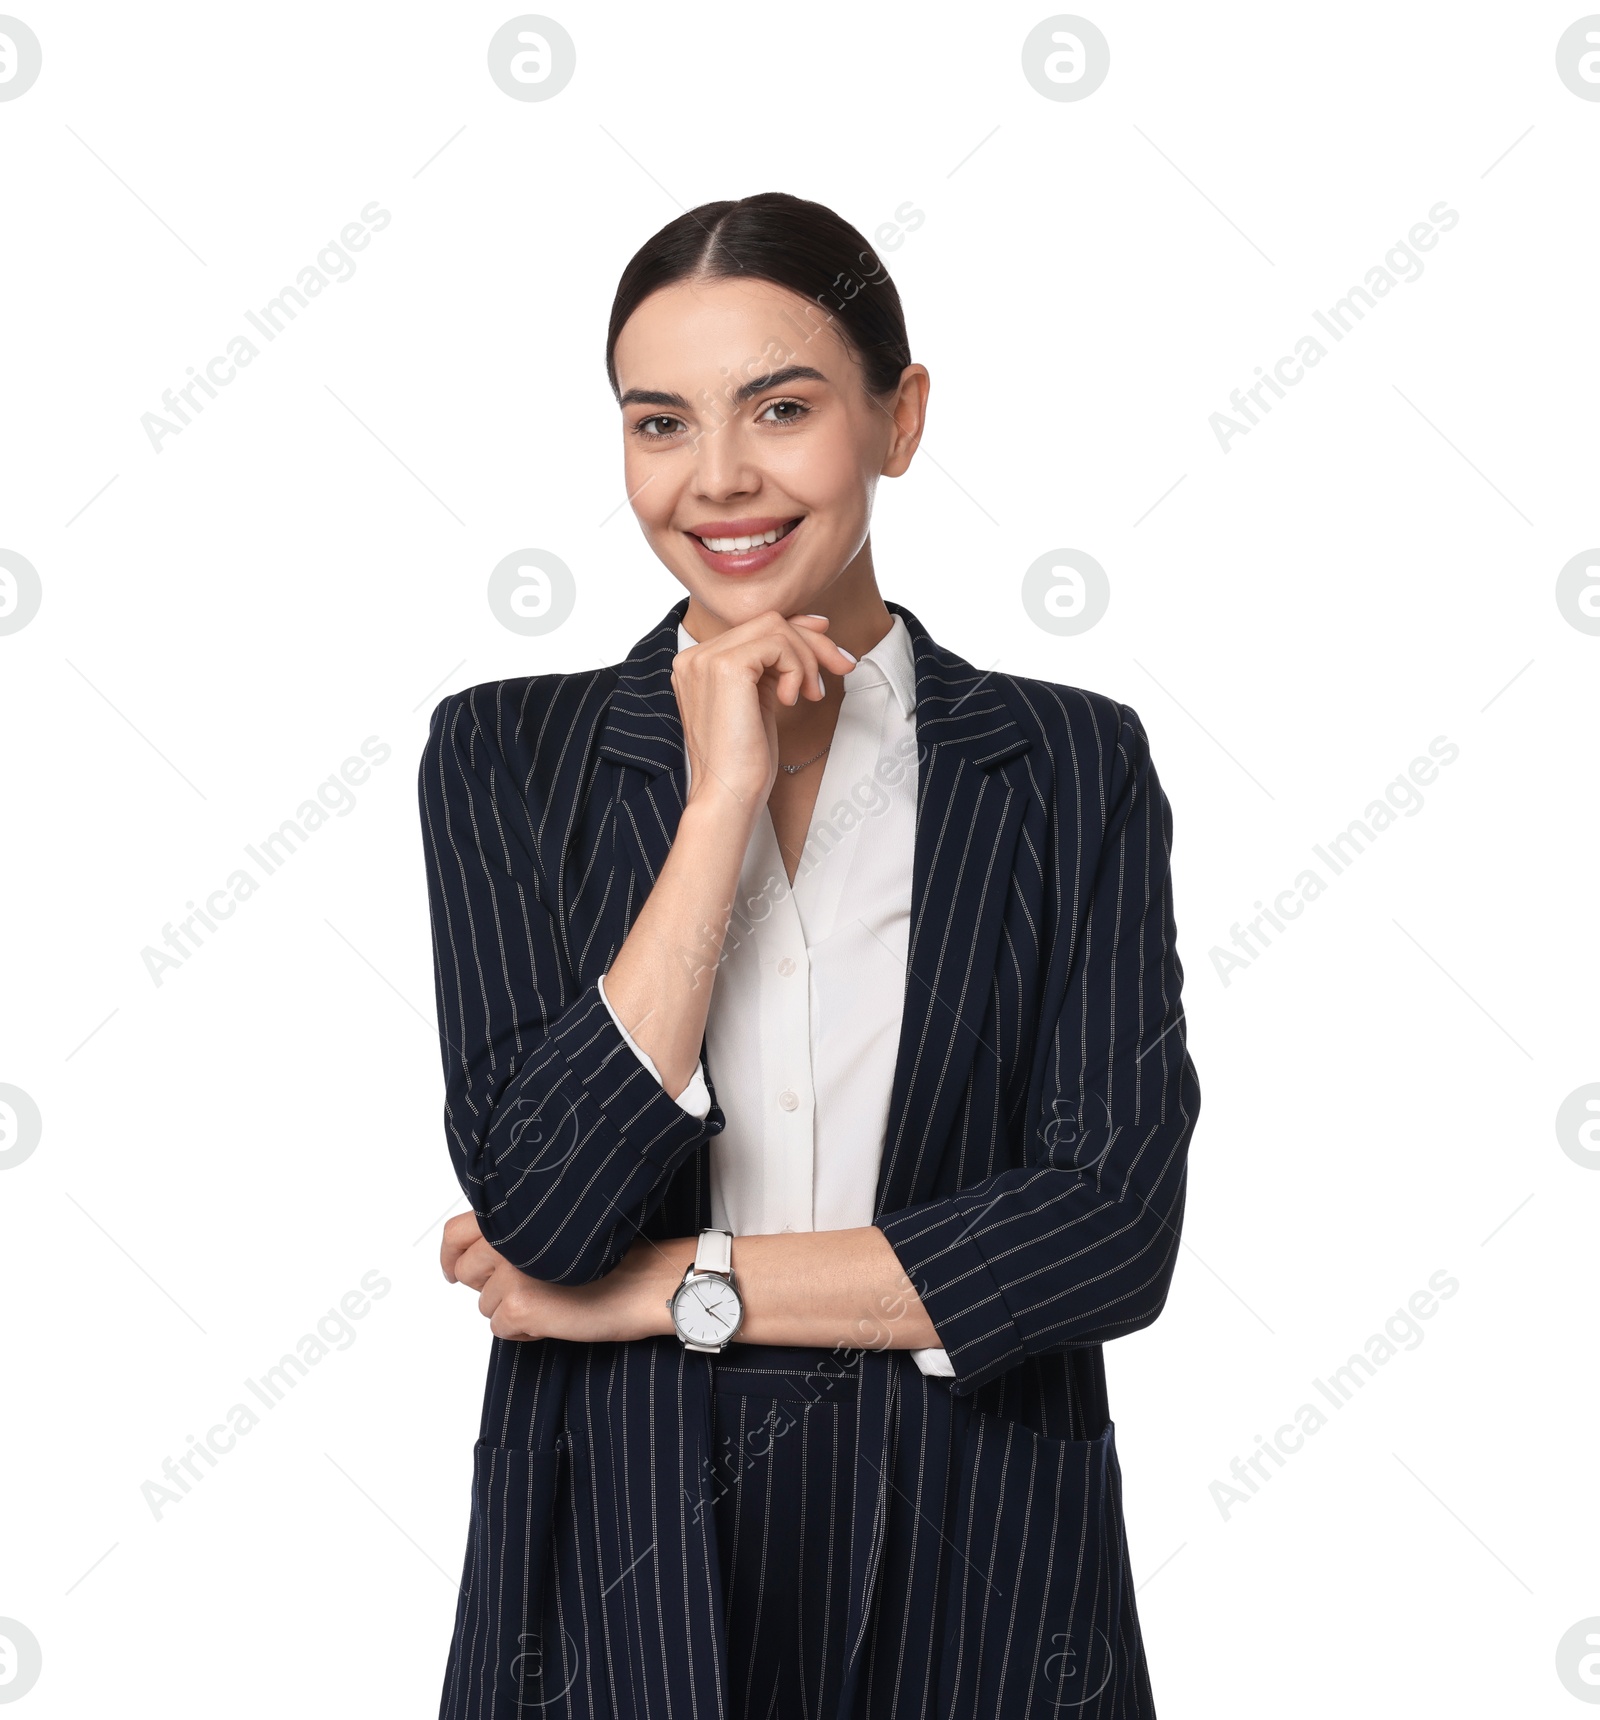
[693,1228,732,1275]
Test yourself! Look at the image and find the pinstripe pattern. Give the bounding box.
[421,595,1200,1718]
[710,1343,861,1718]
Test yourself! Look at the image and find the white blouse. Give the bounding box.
[598,612,954,1376]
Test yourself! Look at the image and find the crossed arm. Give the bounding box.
[440,1212,941,1352]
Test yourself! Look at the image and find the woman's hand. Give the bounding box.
[442,1210,601,1342]
[672,610,857,815]
[441,1211,691,1343]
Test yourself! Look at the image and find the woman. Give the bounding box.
[420,191,1200,1720]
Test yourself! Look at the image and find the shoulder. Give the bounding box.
[892,601,1142,783]
[416,661,633,877]
[416,661,623,862]
[988,668,1147,794]
[977,672,1172,874]
[421,662,619,777]
[993,669,1129,745]
[421,603,685,769]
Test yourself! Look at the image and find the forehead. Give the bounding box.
[613,275,852,385]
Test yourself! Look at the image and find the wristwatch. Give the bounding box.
[667,1228,745,1353]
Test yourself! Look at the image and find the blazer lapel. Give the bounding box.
[593,600,692,940]
[872,599,1032,1219]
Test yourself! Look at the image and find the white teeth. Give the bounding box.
[698,524,791,553]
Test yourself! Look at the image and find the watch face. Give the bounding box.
[672,1274,742,1346]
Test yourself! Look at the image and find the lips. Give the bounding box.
[685,516,804,577]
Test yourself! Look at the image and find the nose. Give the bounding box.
[690,414,760,502]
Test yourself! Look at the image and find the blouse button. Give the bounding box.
[778,1088,799,1111]
[777,956,797,977]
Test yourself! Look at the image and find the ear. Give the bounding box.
[879,365,931,478]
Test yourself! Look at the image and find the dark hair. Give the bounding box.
[605,191,912,403]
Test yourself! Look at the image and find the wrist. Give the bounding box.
[680,781,761,840]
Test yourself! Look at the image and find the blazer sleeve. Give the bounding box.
[419,686,724,1282]
[875,701,1200,1396]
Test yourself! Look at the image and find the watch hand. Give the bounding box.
[691,1282,735,1322]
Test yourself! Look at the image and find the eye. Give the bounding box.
[632,413,686,440]
[758,398,811,427]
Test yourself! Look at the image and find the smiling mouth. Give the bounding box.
[689,518,803,553]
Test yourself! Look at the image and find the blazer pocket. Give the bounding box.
[441,1436,566,1720]
[936,1413,1126,1719]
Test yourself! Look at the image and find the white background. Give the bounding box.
[2,2,1597,1714]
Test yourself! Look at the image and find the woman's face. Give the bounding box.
[612,275,926,628]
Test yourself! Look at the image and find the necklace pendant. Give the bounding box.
[779,742,830,776]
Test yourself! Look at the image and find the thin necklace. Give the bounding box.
[779,742,830,776]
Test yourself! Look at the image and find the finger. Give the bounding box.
[692,608,853,673]
[455,1238,502,1293]
[774,627,854,698]
[443,1209,482,1244]
[440,1210,482,1280]
[759,617,835,704]
[685,611,845,707]
[700,620,821,708]
[767,635,815,706]
[785,614,859,670]
[772,618,851,701]
[451,1237,497,1291]
[490,1305,536,1342]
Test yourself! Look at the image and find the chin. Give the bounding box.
[678,565,800,606]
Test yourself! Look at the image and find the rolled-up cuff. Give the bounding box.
[544,982,719,1175]
[875,1205,1027,1394]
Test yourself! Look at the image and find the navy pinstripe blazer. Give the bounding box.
[419,595,1200,1719]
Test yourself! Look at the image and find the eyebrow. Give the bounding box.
[618,364,829,412]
